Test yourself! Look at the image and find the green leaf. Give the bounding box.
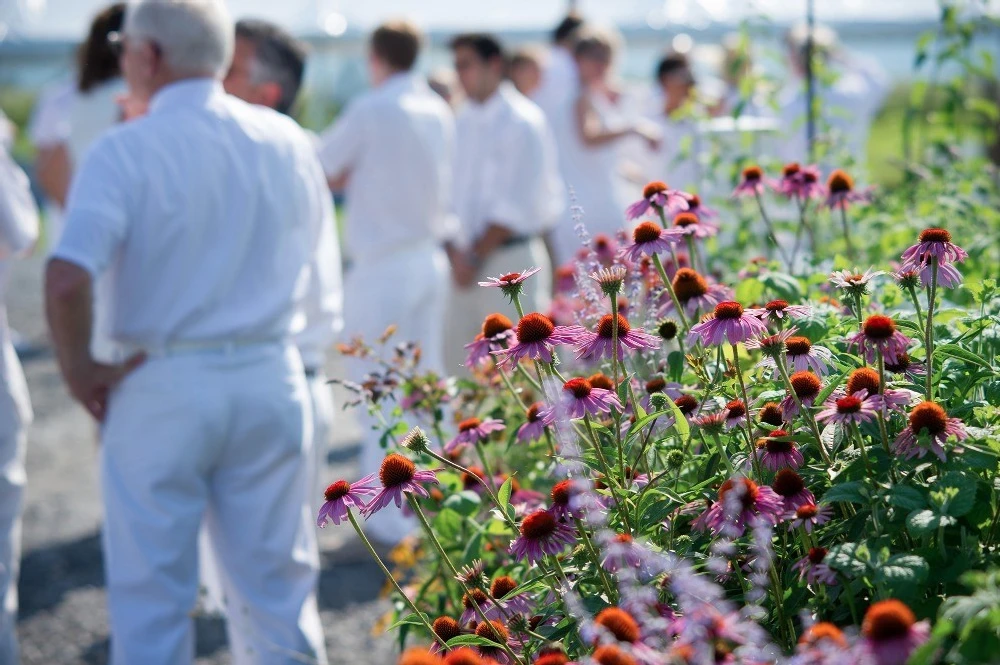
[664,393,690,442]
[446,634,504,649]
[874,554,929,591]
[627,410,670,443]
[823,481,868,504]
[443,490,482,517]
[497,476,513,511]
[433,508,463,540]
[387,613,430,631]
[888,485,927,511]
[825,542,867,577]
[937,471,977,517]
[815,370,849,406]
[935,343,998,374]
[906,509,957,536]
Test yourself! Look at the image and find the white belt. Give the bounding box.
[118,338,286,358]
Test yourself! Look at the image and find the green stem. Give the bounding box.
[839,203,856,260]
[906,284,926,336]
[731,343,763,478]
[925,258,938,401]
[710,432,738,476]
[651,253,690,340]
[775,355,832,466]
[583,414,633,534]
[574,518,618,602]
[426,449,518,531]
[754,190,790,268]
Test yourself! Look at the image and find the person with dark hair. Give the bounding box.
[656,52,696,115]
[445,32,564,372]
[533,12,585,120]
[224,19,306,115]
[642,51,702,192]
[316,19,455,545]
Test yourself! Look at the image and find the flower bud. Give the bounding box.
[400,426,430,454]
[650,392,669,409]
[666,449,685,469]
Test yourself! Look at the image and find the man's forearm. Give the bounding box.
[44,258,95,379]
[472,223,515,265]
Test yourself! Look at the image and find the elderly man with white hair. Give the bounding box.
[44,1,331,663]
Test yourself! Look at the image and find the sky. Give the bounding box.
[0,0,970,40]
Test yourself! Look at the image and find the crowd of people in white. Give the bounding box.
[0,1,888,662]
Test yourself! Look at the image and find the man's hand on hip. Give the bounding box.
[66,353,146,422]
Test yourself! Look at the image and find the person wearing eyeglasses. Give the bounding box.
[44,1,331,663]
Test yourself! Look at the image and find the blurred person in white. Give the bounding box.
[446,32,564,372]
[44,1,331,663]
[0,113,40,665]
[317,20,454,546]
[532,12,584,122]
[509,47,544,98]
[31,3,127,250]
[778,23,889,168]
[550,26,659,265]
[641,52,702,193]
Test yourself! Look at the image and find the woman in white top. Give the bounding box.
[551,27,659,265]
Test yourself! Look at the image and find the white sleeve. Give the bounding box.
[316,100,366,179]
[52,136,130,277]
[484,119,554,236]
[436,111,460,242]
[0,146,40,259]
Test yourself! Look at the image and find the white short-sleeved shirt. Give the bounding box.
[317,72,457,262]
[532,46,579,123]
[28,81,76,148]
[54,79,342,349]
[453,83,565,247]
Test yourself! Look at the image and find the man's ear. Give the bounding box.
[260,81,284,111]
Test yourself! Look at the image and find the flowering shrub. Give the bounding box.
[326,157,999,665]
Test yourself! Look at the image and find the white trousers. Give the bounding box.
[345,244,448,546]
[100,344,327,665]
[444,238,552,375]
[0,420,25,665]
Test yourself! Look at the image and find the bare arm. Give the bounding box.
[35,144,72,207]
[573,94,633,147]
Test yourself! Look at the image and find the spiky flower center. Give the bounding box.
[919,227,951,243]
[445,647,485,665]
[482,313,513,339]
[673,268,709,301]
[808,547,828,564]
[863,314,896,340]
[433,616,462,642]
[324,480,351,502]
[379,453,416,488]
[687,194,702,209]
[782,163,801,177]
[761,429,793,453]
[742,165,763,182]
[785,336,812,356]
[836,395,863,413]
[475,619,509,644]
[498,272,521,283]
[658,320,678,340]
[593,644,637,665]
[458,417,482,432]
[588,373,615,391]
[675,395,698,414]
[772,469,805,497]
[516,313,554,343]
[643,181,668,199]
[726,399,747,420]
[520,510,557,539]
[673,212,698,228]
[614,533,633,544]
[885,352,913,373]
[633,221,663,245]
[827,169,854,193]
[909,401,947,436]
[462,466,485,489]
[790,371,822,399]
[593,234,612,252]
[759,402,784,427]
[564,378,593,399]
[597,314,631,338]
[802,169,818,183]
[399,649,445,665]
[534,653,570,665]
[595,607,640,643]
[551,480,571,506]
[526,403,544,422]
[462,588,489,609]
[491,576,518,600]
[800,622,847,648]
[847,367,881,395]
[714,301,744,320]
[765,299,789,312]
[796,504,819,519]
[862,600,916,641]
[645,377,666,394]
[719,477,760,511]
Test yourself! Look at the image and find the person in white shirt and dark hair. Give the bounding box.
[532,12,584,122]
[44,1,331,663]
[778,22,889,168]
[0,113,40,665]
[446,32,565,373]
[317,20,455,546]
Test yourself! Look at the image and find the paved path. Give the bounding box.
[8,256,396,664]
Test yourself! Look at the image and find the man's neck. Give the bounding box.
[474,81,501,104]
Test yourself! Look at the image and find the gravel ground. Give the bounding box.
[8,255,397,664]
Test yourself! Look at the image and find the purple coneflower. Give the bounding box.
[724,398,748,431]
[893,401,967,462]
[548,479,581,521]
[758,299,812,323]
[746,327,798,363]
[590,233,619,266]
[590,264,627,298]
[559,377,622,419]
[464,313,516,367]
[696,476,785,537]
[669,192,718,220]
[771,468,815,513]
[574,314,660,362]
[790,503,833,532]
[688,301,768,347]
[847,314,912,365]
[625,181,689,220]
[784,336,834,376]
[489,575,533,618]
[493,312,582,367]
[829,267,885,297]
[619,220,683,263]
[884,352,925,383]
[692,411,728,435]
[755,429,804,471]
[793,547,839,585]
[478,267,542,299]
[517,403,555,443]
[316,476,380,527]
[732,165,769,197]
[601,533,645,572]
[862,600,930,665]
[362,454,439,517]
[671,211,719,239]
[773,163,824,199]
[825,169,870,209]
[900,227,968,272]
[816,390,879,428]
[781,371,823,419]
[664,268,732,318]
[509,509,575,564]
[445,417,506,454]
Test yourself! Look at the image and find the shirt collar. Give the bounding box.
[470,82,513,121]
[149,78,223,115]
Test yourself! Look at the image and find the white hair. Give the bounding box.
[125,0,234,77]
